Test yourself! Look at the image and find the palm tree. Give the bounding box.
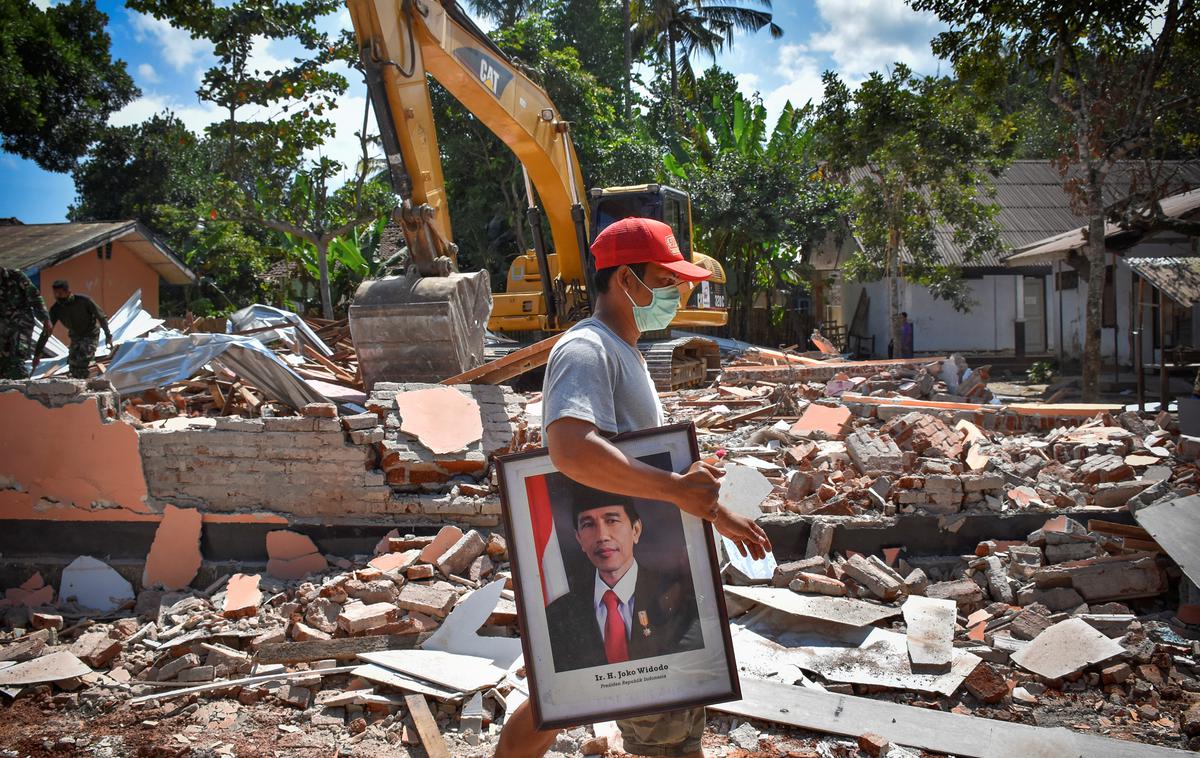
[634,0,782,99]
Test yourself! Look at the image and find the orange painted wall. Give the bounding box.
[39,240,160,343]
[0,389,287,527]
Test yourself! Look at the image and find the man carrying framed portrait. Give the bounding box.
[495,216,771,758]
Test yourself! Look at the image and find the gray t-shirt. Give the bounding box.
[543,318,663,435]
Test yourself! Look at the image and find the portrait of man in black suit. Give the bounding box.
[545,477,703,673]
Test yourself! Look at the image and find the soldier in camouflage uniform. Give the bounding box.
[32,280,111,379]
[0,267,50,379]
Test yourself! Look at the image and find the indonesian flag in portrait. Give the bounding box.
[527,474,569,606]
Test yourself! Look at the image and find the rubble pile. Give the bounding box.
[657,371,1198,520]
[0,525,522,753]
[724,508,1197,749]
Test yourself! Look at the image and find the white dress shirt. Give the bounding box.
[593,560,638,641]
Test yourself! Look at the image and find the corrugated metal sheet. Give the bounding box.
[1006,187,1200,265]
[0,221,196,284]
[1126,257,1200,308]
[837,161,1200,269]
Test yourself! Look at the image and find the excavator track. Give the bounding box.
[639,336,721,392]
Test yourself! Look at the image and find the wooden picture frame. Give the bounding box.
[496,422,739,729]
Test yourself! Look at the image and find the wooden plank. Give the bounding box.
[841,393,1123,417]
[441,333,563,386]
[256,633,423,664]
[404,693,452,758]
[711,403,778,429]
[1088,519,1154,540]
[1134,494,1200,589]
[129,665,359,705]
[303,343,358,385]
[712,677,1193,758]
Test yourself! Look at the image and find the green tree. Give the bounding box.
[68,113,279,311]
[68,113,210,222]
[816,65,1011,354]
[633,0,781,99]
[663,71,843,339]
[128,0,393,319]
[911,0,1200,399]
[0,0,138,172]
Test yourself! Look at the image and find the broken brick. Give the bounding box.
[419,525,465,563]
[857,733,890,757]
[337,602,400,634]
[396,581,457,618]
[963,662,1009,703]
[842,554,903,601]
[436,530,487,576]
[69,631,121,668]
[789,572,847,596]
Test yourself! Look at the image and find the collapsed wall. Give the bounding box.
[1,379,527,538]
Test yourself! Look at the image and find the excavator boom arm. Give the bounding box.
[347,0,591,285]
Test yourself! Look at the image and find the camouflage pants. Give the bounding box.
[67,334,99,379]
[0,320,34,379]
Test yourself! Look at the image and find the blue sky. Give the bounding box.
[0,0,948,224]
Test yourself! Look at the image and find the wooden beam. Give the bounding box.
[404,693,452,758]
[129,665,359,705]
[712,677,1192,758]
[840,393,1123,417]
[441,333,563,386]
[255,633,423,664]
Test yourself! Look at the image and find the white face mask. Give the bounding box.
[623,269,680,332]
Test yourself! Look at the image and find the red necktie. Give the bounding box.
[602,589,629,664]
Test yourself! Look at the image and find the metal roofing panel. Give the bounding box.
[0,221,195,284]
[1125,257,1200,309]
[841,161,1200,269]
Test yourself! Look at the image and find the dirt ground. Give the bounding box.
[0,693,952,758]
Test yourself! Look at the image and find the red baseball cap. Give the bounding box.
[590,217,711,281]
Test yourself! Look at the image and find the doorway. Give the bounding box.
[1023,276,1047,353]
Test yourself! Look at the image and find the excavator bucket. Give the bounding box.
[349,270,492,390]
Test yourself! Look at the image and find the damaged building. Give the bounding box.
[2,322,1200,757]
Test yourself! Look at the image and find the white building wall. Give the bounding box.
[840,259,1165,365]
[844,275,1022,357]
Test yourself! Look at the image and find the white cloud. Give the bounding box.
[130,12,211,73]
[108,92,223,135]
[762,44,825,123]
[807,0,947,81]
[31,0,50,9]
[136,63,160,84]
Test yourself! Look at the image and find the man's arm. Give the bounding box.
[547,417,771,559]
[31,314,56,370]
[89,298,112,345]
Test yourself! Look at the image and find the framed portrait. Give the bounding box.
[496,422,739,729]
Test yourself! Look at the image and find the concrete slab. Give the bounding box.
[719,464,774,519]
[59,556,134,612]
[1010,618,1124,680]
[0,651,91,686]
[1134,494,1200,590]
[901,595,956,671]
[724,586,900,627]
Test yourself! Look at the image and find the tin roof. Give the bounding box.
[829,160,1200,270]
[0,221,196,284]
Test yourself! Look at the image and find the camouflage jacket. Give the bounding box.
[0,268,48,326]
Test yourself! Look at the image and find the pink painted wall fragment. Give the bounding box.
[395,387,482,454]
[0,391,149,517]
[142,505,203,591]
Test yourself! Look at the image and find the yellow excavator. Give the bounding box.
[345,0,727,389]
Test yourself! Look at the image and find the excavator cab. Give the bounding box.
[589,184,728,328]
